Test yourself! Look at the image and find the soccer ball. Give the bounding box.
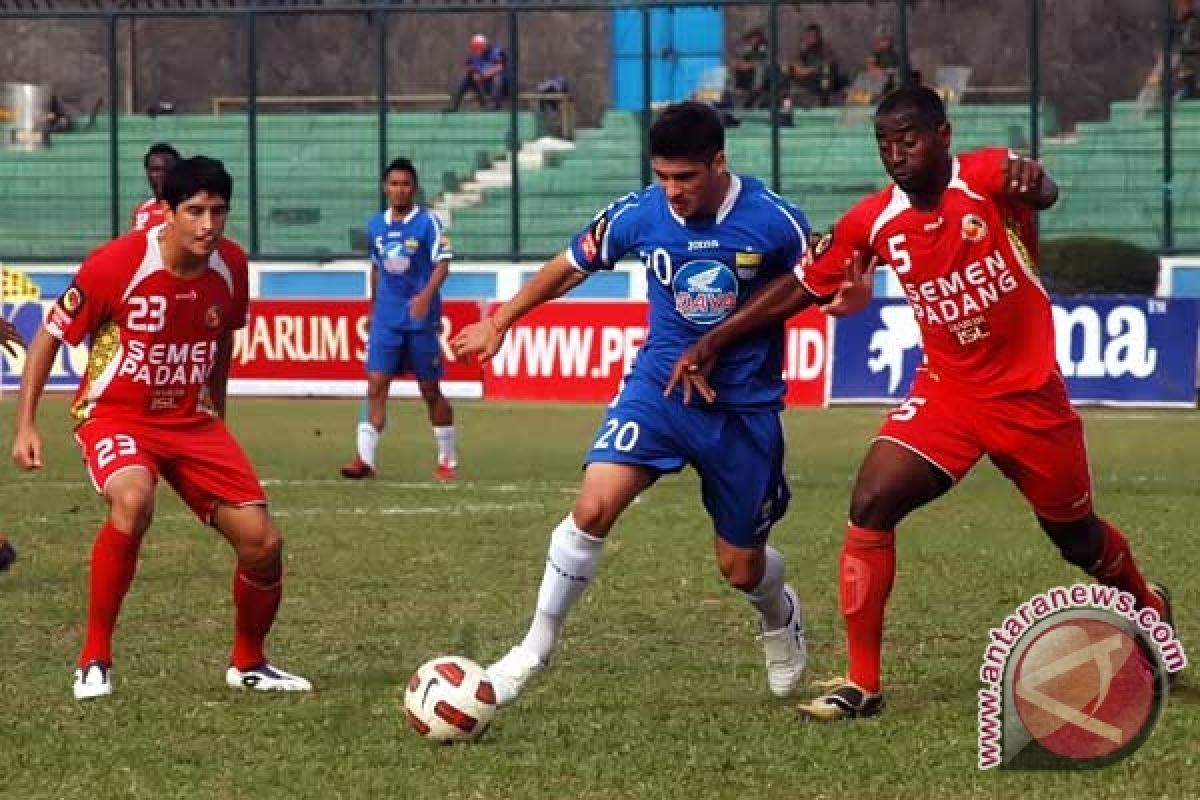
[403,656,497,743]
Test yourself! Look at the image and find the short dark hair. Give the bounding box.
[383,157,418,184]
[163,156,233,209]
[648,102,724,163]
[143,142,180,167]
[875,85,947,130]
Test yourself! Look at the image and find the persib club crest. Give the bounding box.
[673,259,738,326]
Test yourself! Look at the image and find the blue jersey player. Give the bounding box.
[453,102,852,707]
[341,158,458,481]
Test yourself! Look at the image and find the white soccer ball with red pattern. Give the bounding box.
[403,656,497,743]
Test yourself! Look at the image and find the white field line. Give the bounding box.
[0,478,580,494]
[20,500,550,526]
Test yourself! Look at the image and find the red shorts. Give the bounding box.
[74,417,267,524]
[876,370,1093,521]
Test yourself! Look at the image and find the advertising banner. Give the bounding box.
[483,300,830,405]
[830,297,1198,407]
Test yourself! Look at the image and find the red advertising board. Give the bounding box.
[483,300,829,406]
[228,299,484,397]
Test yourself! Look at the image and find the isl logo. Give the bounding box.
[978,585,1186,769]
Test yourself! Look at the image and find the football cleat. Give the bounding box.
[434,459,457,482]
[1148,582,1179,686]
[485,645,545,707]
[797,677,885,721]
[73,660,113,700]
[340,456,376,480]
[0,538,15,573]
[756,583,808,697]
[226,662,313,692]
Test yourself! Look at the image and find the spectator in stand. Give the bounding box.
[447,34,511,111]
[789,23,844,108]
[1175,0,1200,99]
[870,27,901,95]
[731,28,771,109]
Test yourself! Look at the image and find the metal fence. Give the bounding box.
[0,0,1193,261]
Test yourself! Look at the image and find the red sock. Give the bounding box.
[840,524,896,694]
[78,522,142,668]
[230,564,282,670]
[1089,520,1165,616]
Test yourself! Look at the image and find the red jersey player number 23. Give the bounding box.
[45,227,250,426]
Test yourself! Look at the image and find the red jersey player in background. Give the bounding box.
[130,142,180,232]
[666,85,1173,720]
[1,317,24,573]
[11,156,311,699]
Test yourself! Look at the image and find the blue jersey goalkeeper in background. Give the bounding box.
[341,158,457,481]
[452,102,860,708]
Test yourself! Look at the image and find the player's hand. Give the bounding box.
[820,251,879,318]
[665,340,718,405]
[11,426,43,471]
[408,294,432,323]
[1003,153,1045,201]
[451,317,505,362]
[1,318,25,358]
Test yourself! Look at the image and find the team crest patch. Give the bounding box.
[205,304,223,329]
[60,284,84,314]
[961,213,987,243]
[404,237,420,252]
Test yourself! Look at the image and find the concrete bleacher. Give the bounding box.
[2,101,1196,260]
[450,104,1058,257]
[0,111,542,258]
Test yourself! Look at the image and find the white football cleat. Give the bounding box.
[73,660,113,700]
[756,583,808,697]
[226,662,313,692]
[485,645,545,707]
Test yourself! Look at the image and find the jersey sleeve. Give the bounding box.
[793,201,874,299]
[771,194,811,267]
[961,147,1015,199]
[226,244,251,332]
[43,247,117,347]
[428,212,453,264]
[366,217,383,270]
[566,193,638,273]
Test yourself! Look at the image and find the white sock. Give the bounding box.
[519,515,606,663]
[356,422,381,468]
[743,546,791,630]
[433,425,456,466]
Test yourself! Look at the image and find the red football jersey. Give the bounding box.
[45,229,250,426]
[796,147,1053,397]
[131,198,167,232]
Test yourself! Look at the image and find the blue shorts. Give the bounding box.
[365,328,443,381]
[583,377,790,548]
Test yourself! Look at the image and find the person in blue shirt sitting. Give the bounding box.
[447,34,511,111]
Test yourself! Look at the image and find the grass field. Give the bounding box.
[0,396,1197,799]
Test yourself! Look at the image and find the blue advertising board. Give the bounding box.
[831,296,1198,407]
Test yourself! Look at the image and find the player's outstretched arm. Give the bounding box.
[11,327,61,470]
[1,318,26,358]
[665,271,817,404]
[451,251,587,362]
[1004,153,1058,210]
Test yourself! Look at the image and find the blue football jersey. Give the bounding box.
[568,175,810,411]
[366,207,452,332]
